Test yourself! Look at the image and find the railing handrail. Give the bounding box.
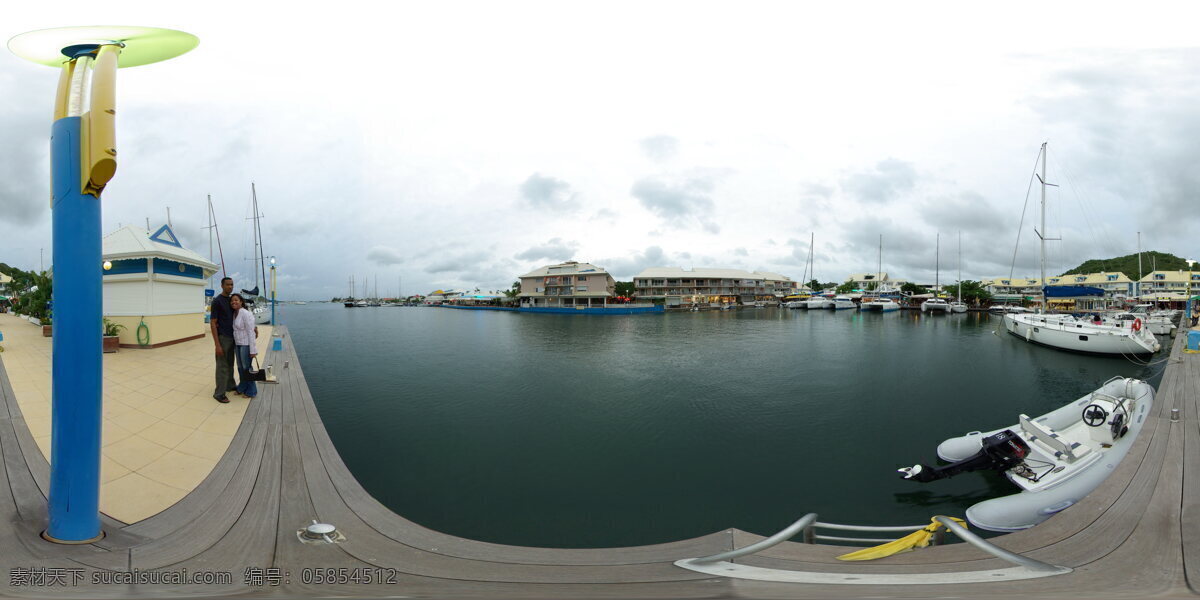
[691,513,817,564]
[689,513,1066,573]
[932,515,1062,572]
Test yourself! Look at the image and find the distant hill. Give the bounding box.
[1063,251,1192,280]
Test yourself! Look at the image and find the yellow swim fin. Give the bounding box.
[836,517,966,561]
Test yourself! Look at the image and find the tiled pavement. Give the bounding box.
[0,312,270,524]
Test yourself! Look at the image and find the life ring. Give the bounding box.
[1132,318,1142,332]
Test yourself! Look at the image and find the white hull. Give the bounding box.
[936,377,1154,531]
[921,300,951,313]
[1004,313,1160,355]
[861,300,899,312]
[805,298,834,309]
[253,305,271,325]
[832,297,856,310]
[949,302,968,313]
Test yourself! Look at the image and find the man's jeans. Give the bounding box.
[214,334,236,399]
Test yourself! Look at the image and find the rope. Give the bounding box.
[1008,146,1044,281]
[136,318,150,347]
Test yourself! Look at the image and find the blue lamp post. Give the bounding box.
[269,256,277,325]
[8,26,197,543]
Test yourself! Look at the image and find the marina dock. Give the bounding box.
[0,316,1197,597]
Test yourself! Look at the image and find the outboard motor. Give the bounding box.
[899,430,1030,483]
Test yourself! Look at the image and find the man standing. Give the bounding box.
[210,277,237,403]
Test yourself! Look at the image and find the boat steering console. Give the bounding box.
[898,430,1030,483]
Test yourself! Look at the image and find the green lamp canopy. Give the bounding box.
[8,26,197,68]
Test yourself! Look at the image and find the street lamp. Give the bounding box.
[268,256,277,325]
[8,26,197,544]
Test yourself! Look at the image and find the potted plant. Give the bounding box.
[42,315,52,337]
[103,318,124,353]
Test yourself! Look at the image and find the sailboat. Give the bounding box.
[242,183,272,325]
[921,233,951,313]
[344,275,356,308]
[801,232,830,309]
[860,235,899,312]
[1002,143,1159,355]
[950,231,968,313]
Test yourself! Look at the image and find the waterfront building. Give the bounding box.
[1046,272,1134,302]
[982,277,1044,304]
[1137,270,1200,303]
[518,261,617,309]
[844,272,907,293]
[633,267,795,306]
[102,225,220,347]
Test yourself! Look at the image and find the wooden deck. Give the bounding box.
[0,325,1196,598]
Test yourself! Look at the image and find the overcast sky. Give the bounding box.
[2,2,1199,298]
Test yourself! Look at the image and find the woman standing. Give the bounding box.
[229,293,259,398]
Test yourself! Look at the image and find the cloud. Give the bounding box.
[519,173,579,212]
[630,169,728,233]
[916,192,1011,239]
[733,247,749,256]
[367,245,404,265]
[1024,50,1200,242]
[639,135,679,162]
[514,238,579,262]
[0,70,51,226]
[839,158,916,204]
[598,246,668,280]
[590,208,618,222]
[425,250,490,274]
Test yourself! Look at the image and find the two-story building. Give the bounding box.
[1044,272,1134,301]
[518,261,616,309]
[844,272,907,294]
[633,267,795,305]
[1137,270,1200,303]
[982,277,1045,304]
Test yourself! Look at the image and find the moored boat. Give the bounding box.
[899,376,1154,532]
[832,295,856,310]
[860,297,899,312]
[805,296,834,309]
[1004,312,1160,355]
[920,297,951,313]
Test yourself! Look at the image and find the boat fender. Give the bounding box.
[1038,499,1076,515]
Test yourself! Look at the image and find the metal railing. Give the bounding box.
[691,513,1062,572]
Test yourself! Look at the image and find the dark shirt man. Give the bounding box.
[210,277,237,402]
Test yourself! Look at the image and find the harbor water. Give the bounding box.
[285,304,1165,548]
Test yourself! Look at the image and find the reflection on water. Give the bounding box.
[286,304,1163,548]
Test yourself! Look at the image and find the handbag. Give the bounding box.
[247,356,269,381]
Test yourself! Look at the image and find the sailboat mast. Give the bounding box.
[251,183,267,294]
[1039,142,1048,301]
[1137,231,1142,300]
[809,232,815,291]
[935,233,940,296]
[957,231,962,302]
[877,234,882,292]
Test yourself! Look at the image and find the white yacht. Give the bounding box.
[1002,143,1160,356]
[860,297,900,312]
[832,295,856,310]
[921,297,951,313]
[1004,312,1160,355]
[1116,304,1176,335]
[805,296,834,309]
[921,234,951,314]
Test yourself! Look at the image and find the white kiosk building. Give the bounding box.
[102,224,219,348]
